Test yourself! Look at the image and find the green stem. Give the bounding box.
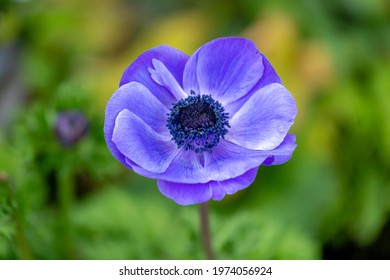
[7,176,32,259]
[57,167,74,259]
[199,202,215,259]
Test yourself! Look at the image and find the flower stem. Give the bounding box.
[6,176,32,259]
[199,202,215,259]
[57,167,74,259]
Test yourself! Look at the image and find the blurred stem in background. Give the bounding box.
[57,166,74,259]
[3,175,32,259]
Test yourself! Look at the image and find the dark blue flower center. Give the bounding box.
[166,91,230,153]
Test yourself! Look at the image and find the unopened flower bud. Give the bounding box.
[55,110,89,147]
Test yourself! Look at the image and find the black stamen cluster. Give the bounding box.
[166,92,230,153]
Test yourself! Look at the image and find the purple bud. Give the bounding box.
[55,110,89,147]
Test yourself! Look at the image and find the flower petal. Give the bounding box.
[157,180,212,206]
[105,82,169,135]
[157,140,266,183]
[201,140,268,182]
[120,45,189,107]
[201,135,296,182]
[218,167,258,195]
[224,55,282,117]
[183,37,264,105]
[161,149,208,183]
[148,59,187,100]
[104,82,170,168]
[226,83,297,150]
[209,181,225,201]
[112,109,179,173]
[157,167,258,205]
[126,134,296,183]
[262,134,297,166]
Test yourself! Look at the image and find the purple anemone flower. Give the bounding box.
[104,37,297,205]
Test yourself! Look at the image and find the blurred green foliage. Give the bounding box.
[0,0,389,259]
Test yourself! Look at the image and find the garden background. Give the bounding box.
[0,0,389,259]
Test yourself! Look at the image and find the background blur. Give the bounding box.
[0,0,389,260]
